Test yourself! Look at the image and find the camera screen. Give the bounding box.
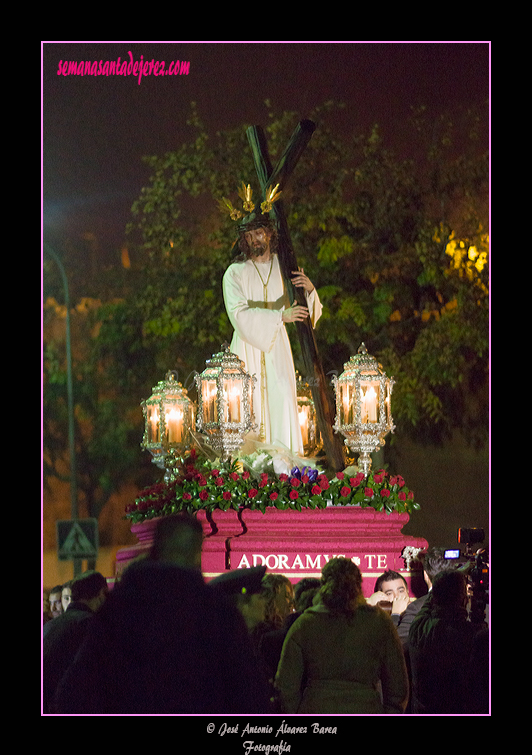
[444,549,461,559]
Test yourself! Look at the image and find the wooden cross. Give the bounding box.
[247,120,345,472]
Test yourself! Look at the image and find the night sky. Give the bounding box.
[42,41,490,262]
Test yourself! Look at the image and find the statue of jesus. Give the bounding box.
[222,214,322,456]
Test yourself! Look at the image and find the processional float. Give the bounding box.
[117,120,428,594]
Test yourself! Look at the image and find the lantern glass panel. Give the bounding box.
[202,379,218,424]
[341,382,356,425]
[385,384,392,424]
[164,403,184,443]
[147,404,160,443]
[223,376,242,424]
[298,404,311,448]
[360,381,380,424]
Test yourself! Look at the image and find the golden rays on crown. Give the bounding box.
[217,182,282,220]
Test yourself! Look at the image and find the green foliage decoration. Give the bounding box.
[125,448,419,523]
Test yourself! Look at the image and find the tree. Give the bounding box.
[125,100,488,448]
[43,293,149,538]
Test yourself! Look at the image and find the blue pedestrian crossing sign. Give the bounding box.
[56,519,98,561]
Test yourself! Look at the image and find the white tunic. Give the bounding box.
[222,254,322,456]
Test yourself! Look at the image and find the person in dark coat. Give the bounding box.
[209,566,275,707]
[275,558,408,714]
[259,577,321,683]
[395,547,462,648]
[209,565,267,635]
[53,515,271,714]
[42,570,108,713]
[408,569,487,714]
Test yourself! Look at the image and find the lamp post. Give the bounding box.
[44,244,81,577]
[332,343,395,475]
[141,371,195,482]
[195,346,256,460]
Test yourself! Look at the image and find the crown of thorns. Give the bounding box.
[217,182,282,221]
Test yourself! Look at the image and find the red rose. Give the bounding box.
[398,492,406,501]
[269,492,279,501]
[242,471,250,480]
[301,475,309,484]
[336,472,345,480]
[196,474,207,486]
[373,473,384,484]
[199,490,209,501]
[261,472,268,481]
[364,487,374,498]
[182,492,192,501]
[389,476,398,486]
[350,473,365,487]
[248,488,258,498]
[311,485,322,496]
[319,478,330,490]
[211,469,220,477]
[398,476,405,487]
[229,472,239,481]
[290,477,301,487]
[408,491,414,500]
[222,490,231,501]
[380,489,391,498]
[215,477,224,486]
[289,490,299,500]
[279,474,289,481]
[258,479,267,488]
[340,486,351,497]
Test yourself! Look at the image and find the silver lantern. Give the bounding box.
[332,343,395,475]
[195,346,256,460]
[141,371,195,482]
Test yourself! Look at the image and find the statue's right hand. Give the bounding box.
[282,303,309,323]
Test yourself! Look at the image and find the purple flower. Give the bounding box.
[291,465,319,482]
[303,466,319,482]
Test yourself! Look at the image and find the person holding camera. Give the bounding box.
[407,570,488,714]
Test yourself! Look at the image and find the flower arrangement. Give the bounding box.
[125,448,420,524]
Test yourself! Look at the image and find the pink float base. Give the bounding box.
[116,506,428,597]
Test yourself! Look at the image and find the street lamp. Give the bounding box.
[332,343,395,475]
[44,243,81,576]
[195,345,256,460]
[141,371,195,482]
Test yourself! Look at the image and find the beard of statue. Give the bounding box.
[234,223,279,262]
[249,236,269,257]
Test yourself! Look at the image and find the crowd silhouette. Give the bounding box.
[42,514,489,715]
